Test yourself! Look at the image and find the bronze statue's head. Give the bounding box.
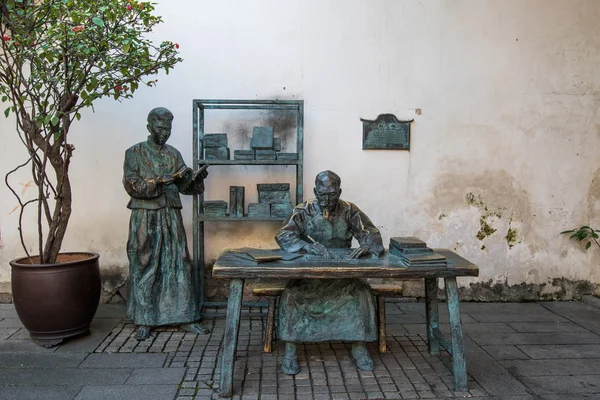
[147,107,174,146]
[314,170,342,214]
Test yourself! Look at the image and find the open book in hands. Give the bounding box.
[155,164,209,184]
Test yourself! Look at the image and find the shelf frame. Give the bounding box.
[192,99,304,315]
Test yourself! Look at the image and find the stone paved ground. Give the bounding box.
[1,300,600,399]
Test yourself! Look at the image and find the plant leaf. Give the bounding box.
[92,17,105,27]
[586,241,592,250]
[122,43,131,53]
[51,116,59,126]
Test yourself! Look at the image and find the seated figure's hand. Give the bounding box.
[348,245,371,259]
[304,242,338,259]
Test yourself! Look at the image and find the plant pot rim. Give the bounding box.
[10,252,100,268]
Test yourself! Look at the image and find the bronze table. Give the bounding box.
[212,249,479,397]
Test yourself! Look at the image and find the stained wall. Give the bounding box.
[1,0,599,300]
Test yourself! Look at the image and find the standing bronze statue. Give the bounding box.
[123,107,209,340]
[276,170,384,374]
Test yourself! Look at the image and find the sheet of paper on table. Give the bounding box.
[230,248,303,263]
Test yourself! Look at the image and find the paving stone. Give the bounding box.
[518,344,600,359]
[541,302,600,335]
[481,345,529,360]
[507,322,591,333]
[0,385,83,399]
[80,353,167,368]
[536,395,600,399]
[463,337,529,396]
[74,384,178,399]
[0,339,57,353]
[125,367,186,384]
[7,327,32,339]
[468,312,567,323]
[468,332,600,345]
[0,317,24,328]
[501,359,600,376]
[0,368,131,386]
[56,319,121,353]
[460,303,549,314]
[0,352,87,367]
[0,327,19,339]
[519,375,600,395]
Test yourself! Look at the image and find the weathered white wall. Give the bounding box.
[1,0,600,295]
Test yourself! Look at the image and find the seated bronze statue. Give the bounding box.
[275,170,384,374]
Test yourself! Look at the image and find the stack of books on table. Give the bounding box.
[389,237,447,268]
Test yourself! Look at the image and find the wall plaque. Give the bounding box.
[360,114,413,150]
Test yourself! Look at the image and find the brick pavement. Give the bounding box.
[1,300,600,399]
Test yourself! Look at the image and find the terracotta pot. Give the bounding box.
[10,252,101,348]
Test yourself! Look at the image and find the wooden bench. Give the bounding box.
[252,278,403,353]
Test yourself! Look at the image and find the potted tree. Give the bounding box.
[0,0,181,347]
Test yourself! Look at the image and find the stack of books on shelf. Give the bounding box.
[232,126,298,161]
[203,134,230,160]
[389,237,447,268]
[248,183,293,218]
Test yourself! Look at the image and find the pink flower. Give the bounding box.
[2,35,11,42]
[126,4,133,10]
[115,85,123,91]
[175,43,179,49]
[71,26,84,33]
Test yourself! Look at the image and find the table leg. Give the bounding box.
[218,278,244,397]
[424,278,439,355]
[445,277,467,392]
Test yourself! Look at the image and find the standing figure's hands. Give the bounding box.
[348,246,371,259]
[157,174,175,185]
[192,165,209,182]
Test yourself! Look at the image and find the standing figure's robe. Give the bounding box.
[275,199,384,342]
[123,137,204,326]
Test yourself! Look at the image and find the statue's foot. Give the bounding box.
[135,326,152,341]
[181,322,210,335]
[351,342,374,371]
[282,355,300,375]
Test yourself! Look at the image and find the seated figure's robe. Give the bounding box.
[275,199,384,342]
[123,137,204,326]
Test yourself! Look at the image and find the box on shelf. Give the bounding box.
[276,153,298,161]
[203,200,227,217]
[229,186,245,218]
[257,183,291,204]
[271,203,293,218]
[255,150,277,160]
[203,134,228,148]
[247,203,270,218]
[204,147,230,160]
[251,126,274,150]
[233,150,255,160]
